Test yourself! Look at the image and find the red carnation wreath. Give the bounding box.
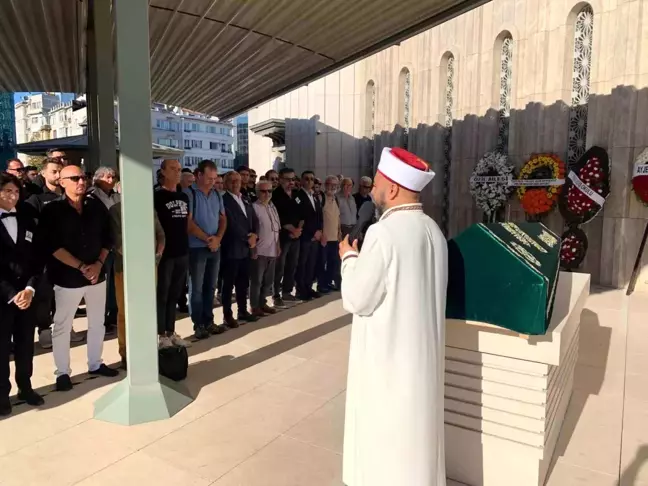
[559,146,610,225]
[632,148,648,205]
[560,227,588,269]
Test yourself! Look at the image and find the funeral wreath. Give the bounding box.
[517,154,566,219]
[631,148,648,206]
[560,226,588,269]
[470,151,515,216]
[559,146,610,225]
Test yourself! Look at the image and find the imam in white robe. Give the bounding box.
[341,203,448,486]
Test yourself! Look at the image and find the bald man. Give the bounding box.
[39,165,119,391]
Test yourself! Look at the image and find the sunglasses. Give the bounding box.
[62,175,87,183]
[259,189,272,194]
[9,167,25,173]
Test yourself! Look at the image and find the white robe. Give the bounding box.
[341,204,448,486]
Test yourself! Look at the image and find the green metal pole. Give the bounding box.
[92,0,117,169]
[94,0,192,425]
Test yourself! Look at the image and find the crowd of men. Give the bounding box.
[0,151,375,416]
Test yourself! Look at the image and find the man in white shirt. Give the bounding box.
[250,180,281,317]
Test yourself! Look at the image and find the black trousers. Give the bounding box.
[156,255,189,335]
[295,239,320,296]
[274,238,300,298]
[221,257,250,318]
[0,304,36,398]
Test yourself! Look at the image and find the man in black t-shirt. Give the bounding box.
[154,159,190,347]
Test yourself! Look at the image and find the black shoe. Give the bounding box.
[177,303,189,314]
[56,374,73,392]
[224,316,240,328]
[310,290,322,299]
[238,311,259,323]
[120,358,127,370]
[282,294,301,303]
[17,389,44,406]
[208,324,226,335]
[296,293,312,302]
[0,398,11,416]
[75,308,87,318]
[273,297,288,309]
[89,364,119,378]
[104,324,117,336]
[195,326,211,339]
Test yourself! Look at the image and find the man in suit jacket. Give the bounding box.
[293,170,324,301]
[0,173,45,415]
[221,171,259,329]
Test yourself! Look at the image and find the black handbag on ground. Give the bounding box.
[158,345,188,381]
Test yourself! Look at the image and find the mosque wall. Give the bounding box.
[249,0,648,289]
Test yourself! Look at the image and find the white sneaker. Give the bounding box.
[158,335,173,349]
[170,333,192,348]
[70,329,85,343]
[39,329,53,349]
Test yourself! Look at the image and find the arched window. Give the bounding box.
[398,68,412,148]
[440,53,455,236]
[496,34,513,153]
[568,5,593,166]
[365,80,376,138]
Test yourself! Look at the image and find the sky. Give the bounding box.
[13,92,75,104]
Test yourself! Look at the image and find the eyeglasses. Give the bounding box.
[269,177,278,181]
[259,189,272,194]
[8,167,25,173]
[62,175,87,183]
[361,185,373,189]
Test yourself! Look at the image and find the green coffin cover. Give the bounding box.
[446,222,561,335]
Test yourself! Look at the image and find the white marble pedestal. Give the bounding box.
[444,272,590,486]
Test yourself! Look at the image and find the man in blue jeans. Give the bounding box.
[185,160,227,340]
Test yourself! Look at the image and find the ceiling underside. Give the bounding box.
[0,0,486,119]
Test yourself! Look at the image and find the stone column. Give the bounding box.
[94,0,192,425]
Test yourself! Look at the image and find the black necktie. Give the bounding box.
[0,212,16,220]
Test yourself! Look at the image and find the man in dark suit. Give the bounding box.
[294,170,323,301]
[221,170,259,329]
[0,173,45,415]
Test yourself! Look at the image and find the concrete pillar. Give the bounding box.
[94,0,192,425]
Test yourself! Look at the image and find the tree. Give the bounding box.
[27,155,46,170]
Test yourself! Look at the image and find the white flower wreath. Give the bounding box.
[470,151,515,215]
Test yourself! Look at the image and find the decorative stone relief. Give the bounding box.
[497,36,513,153]
[568,5,593,167]
[403,68,411,149]
[442,55,455,236]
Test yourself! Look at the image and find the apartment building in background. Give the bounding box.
[14,93,60,145]
[15,94,235,172]
[234,113,249,167]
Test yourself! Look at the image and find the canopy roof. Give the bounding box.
[0,0,485,119]
[16,134,184,158]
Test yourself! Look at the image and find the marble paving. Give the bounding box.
[0,283,645,485]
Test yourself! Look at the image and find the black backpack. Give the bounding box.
[158,346,188,381]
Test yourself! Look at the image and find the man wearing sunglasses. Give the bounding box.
[265,170,279,190]
[39,165,119,391]
[354,176,373,216]
[6,159,41,200]
[294,170,323,301]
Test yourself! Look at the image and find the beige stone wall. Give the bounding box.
[249,0,648,289]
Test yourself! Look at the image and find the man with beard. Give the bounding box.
[338,147,446,486]
[353,176,374,216]
[24,158,73,349]
[31,149,70,190]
